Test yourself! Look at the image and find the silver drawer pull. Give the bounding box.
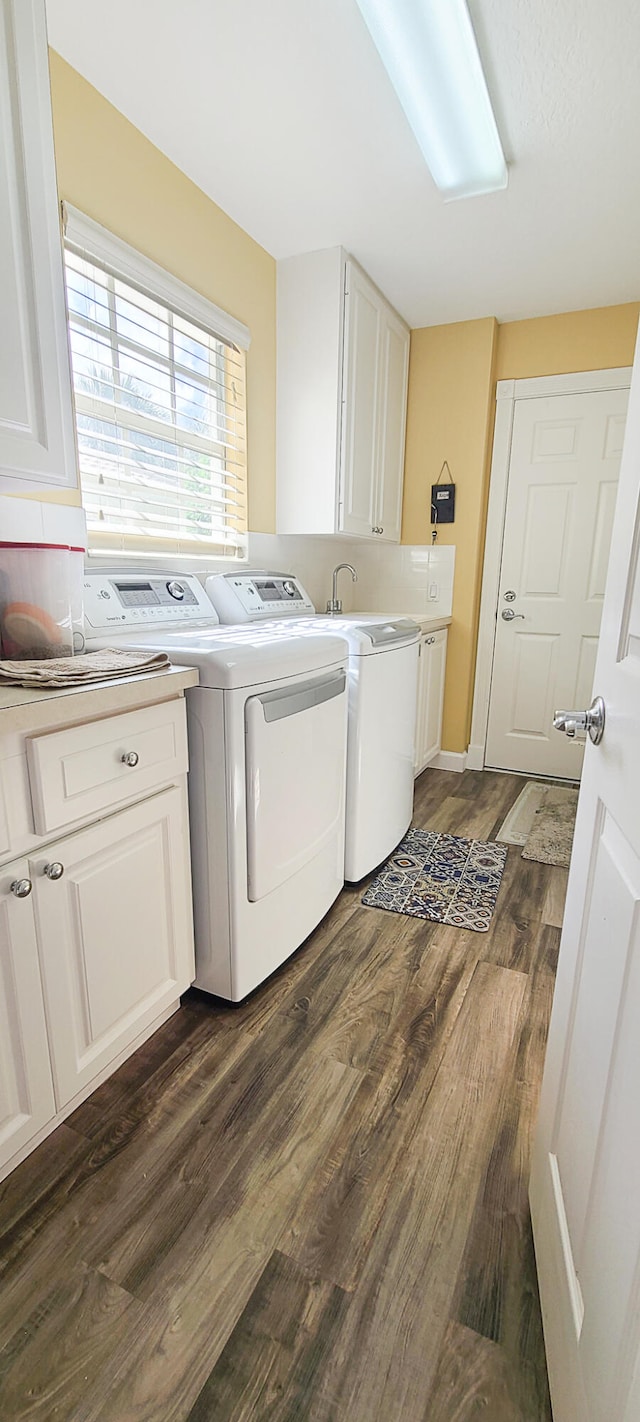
[10,878,32,898]
[43,862,64,881]
[121,750,140,767]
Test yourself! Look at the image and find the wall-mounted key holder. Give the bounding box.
[431,461,456,525]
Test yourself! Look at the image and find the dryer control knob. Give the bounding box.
[282,580,297,597]
[167,580,185,600]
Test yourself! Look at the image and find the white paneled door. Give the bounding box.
[530,331,640,1420]
[485,385,629,776]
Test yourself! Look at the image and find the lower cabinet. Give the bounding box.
[32,786,193,1107]
[0,783,194,1178]
[0,862,56,1174]
[414,629,448,775]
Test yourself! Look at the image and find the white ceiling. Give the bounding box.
[45,0,640,328]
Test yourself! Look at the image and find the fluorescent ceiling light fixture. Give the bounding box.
[354,0,508,199]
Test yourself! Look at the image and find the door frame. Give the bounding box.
[467,367,633,772]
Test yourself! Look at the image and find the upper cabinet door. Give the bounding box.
[0,0,78,493]
[338,261,381,537]
[376,307,410,543]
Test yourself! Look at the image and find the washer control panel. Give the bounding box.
[206,571,315,622]
[83,573,217,631]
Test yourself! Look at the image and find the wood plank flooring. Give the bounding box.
[0,767,566,1421]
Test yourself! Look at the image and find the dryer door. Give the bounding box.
[245,668,347,902]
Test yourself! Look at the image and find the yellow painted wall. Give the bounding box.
[496,303,640,381]
[402,318,498,755]
[402,301,640,755]
[43,51,276,530]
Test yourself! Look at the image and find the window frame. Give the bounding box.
[62,204,250,571]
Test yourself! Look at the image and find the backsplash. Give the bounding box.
[248,533,455,619]
[0,501,454,623]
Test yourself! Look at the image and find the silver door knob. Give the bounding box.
[43,862,64,880]
[553,695,605,745]
[121,750,140,767]
[501,608,525,621]
[504,590,517,602]
[10,878,32,898]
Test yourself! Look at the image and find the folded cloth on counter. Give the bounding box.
[0,648,171,688]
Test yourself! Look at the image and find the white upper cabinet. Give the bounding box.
[277,248,409,541]
[0,0,78,493]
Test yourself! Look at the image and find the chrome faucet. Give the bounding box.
[326,563,357,614]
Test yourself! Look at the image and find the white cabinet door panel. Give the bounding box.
[414,640,428,775]
[0,0,77,491]
[377,309,409,543]
[0,859,55,1175]
[32,788,194,1106]
[414,631,447,774]
[339,261,380,537]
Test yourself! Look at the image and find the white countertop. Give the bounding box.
[350,612,451,635]
[0,664,199,736]
[411,615,452,634]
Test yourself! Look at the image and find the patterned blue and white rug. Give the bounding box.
[362,829,508,933]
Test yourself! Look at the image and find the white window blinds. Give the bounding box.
[63,208,249,560]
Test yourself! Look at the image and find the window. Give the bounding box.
[63,206,249,560]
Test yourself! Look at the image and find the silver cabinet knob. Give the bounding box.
[121,750,140,767]
[43,862,64,880]
[10,878,32,898]
[501,608,525,621]
[553,695,605,745]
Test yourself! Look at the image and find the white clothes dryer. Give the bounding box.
[83,572,349,1001]
[206,571,420,881]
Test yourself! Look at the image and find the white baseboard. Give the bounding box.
[431,750,467,773]
[466,744,485,771]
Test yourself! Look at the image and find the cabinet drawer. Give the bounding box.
[26,699,188,834]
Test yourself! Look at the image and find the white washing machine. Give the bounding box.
[206,571,420,881]
[83,572,349,1001]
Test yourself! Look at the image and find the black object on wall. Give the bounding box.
[431,461,456,525]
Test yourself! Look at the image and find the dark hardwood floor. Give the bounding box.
[0,767,565,1421]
